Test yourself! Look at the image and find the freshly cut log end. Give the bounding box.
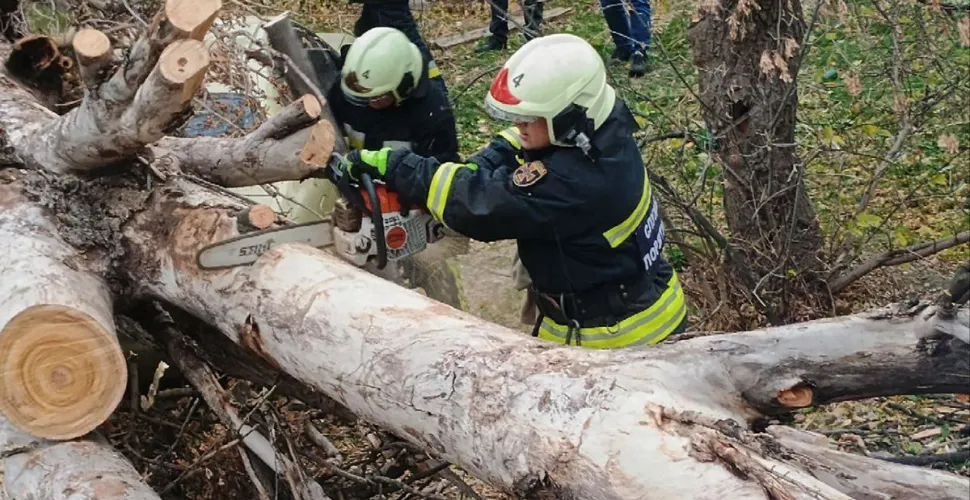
[72,28,113,89]
[238,204,277,231]
[299,121,336,167]
[72,29,111,63]
[777,385,813,408]
[299,94,322,120]
[0,304,126,440]
[158,39,209,104]
[164,0,222,41]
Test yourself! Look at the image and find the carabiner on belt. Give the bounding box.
[564,319,582,346]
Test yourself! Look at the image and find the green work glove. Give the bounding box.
[340,147,392,180]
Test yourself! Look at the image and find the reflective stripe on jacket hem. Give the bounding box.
[536,273,687,348]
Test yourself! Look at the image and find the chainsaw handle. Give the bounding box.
[359,172,388,270]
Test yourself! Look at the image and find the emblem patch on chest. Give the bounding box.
[512,161,547,188]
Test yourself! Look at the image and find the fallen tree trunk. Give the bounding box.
[1,415,161,499]
[116,174,970,500]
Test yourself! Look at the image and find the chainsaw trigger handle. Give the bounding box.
[359,172,388,270]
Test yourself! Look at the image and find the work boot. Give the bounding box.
[629,51,647,78]
[610,47,632,62]
[475,36,507,53]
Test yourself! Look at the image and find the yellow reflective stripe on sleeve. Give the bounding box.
[536,273,687,349]
[426,162,477,222]
[602,174,652,248]
[428,61,441,79]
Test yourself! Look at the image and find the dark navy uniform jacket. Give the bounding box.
[381,98,688,346]
[329,54,459,164]
[385,99,666,295]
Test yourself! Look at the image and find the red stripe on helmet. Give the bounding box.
[489,67,520,105]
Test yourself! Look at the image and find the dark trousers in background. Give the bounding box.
[599,0,652,54]
[353,1,434,62]
[488,0,543,43]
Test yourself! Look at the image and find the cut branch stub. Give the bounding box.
[299,121,335,168]
[101,0,221,106]
[165,0,222,41]
[157,38,209,105]
[72,28,113,90]
[0,305,126,441]
[127,38,209,141]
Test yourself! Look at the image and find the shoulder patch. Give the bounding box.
[512,161,547,188]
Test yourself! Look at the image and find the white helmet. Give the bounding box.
[484,33,616,149]
[340,27,424,107]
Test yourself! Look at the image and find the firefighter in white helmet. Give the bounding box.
[329,26,459,162]
[338,34,688,348]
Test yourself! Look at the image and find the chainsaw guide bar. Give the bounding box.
[196,219,336,270]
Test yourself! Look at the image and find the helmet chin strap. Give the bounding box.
[551,104,598,158]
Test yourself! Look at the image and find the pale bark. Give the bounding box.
[0,174,126,441]
[1,415,161,499]
[767,426,970,500]
[119,176,970,500]
[150,95,336,187]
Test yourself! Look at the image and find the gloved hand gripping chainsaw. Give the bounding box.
[195,152,446,271]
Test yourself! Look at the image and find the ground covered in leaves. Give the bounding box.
[12,0,969,498]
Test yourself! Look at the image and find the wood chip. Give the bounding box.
[911,428,942,440]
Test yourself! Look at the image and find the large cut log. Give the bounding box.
[0,174,125,440]
[1,415,161,499]
[119,176,970,500]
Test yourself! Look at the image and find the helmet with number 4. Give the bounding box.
[484,33,616,148]
[341,27,424,108]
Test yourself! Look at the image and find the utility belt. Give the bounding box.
[531,272,654,331]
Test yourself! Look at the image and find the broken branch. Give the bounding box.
[829,230,970,293]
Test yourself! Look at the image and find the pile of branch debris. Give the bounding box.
[0,1,968,499]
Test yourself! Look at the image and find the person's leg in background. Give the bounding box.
[522,0,543,41]
[599,0,635,63]
[370,1,435,62]
[476,0,510,52]
[354,3,377,37]
[627,0,651,77]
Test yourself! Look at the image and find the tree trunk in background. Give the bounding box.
[687,0,828,324]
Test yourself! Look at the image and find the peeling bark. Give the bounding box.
[1,415,160,499]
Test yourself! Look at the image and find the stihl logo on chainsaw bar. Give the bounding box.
[238,239,274,257]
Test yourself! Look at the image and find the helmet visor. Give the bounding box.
[343,88,396,109]
[484,98,538,124]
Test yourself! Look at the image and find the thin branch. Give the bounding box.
[829,231,970,293]
[878,450,970,466]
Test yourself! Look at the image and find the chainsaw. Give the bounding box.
[196,153,447,271]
